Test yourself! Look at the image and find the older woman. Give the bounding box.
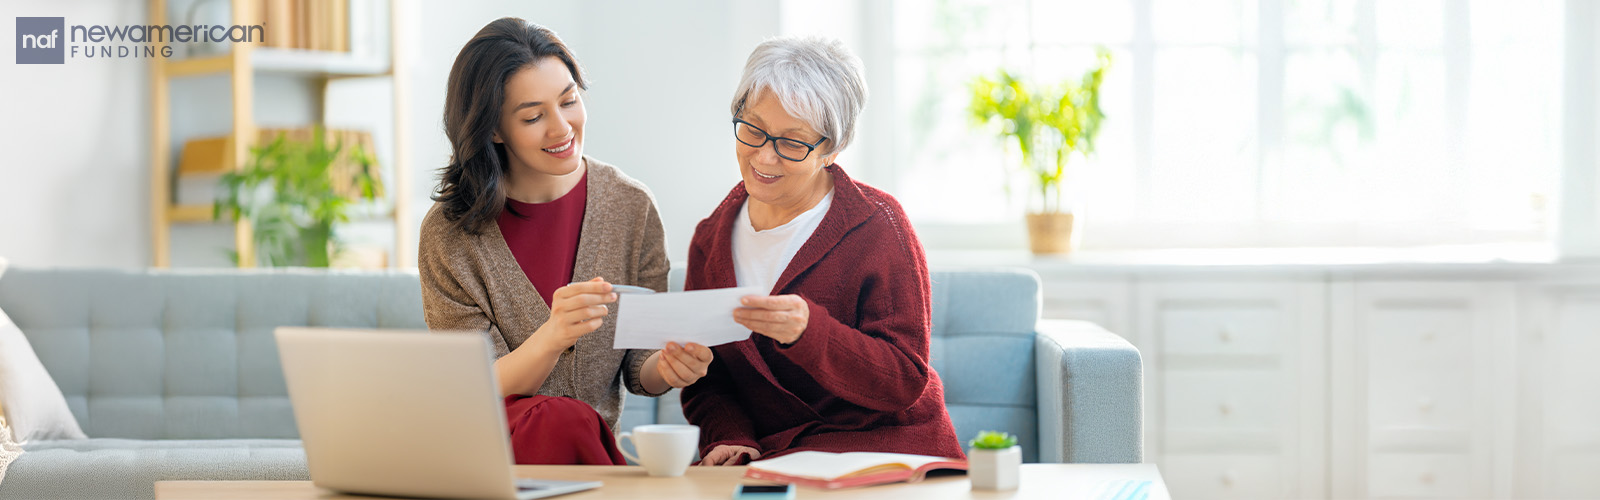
[682,36,964,466]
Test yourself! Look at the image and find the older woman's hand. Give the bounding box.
[702,445,760,466]
[734,295,810,344]
[654,342,714,388]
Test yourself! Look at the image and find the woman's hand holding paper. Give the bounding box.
[733,295,810,345]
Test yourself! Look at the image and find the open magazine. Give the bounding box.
[744,451,967,489]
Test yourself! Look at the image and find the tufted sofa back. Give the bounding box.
[0,269,426,439]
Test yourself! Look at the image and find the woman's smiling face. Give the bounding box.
[735,91,833,210]
[494,56,586,177]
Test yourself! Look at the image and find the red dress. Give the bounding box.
[496,171,627,465]
[681,164,965,462]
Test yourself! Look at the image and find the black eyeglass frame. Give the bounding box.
[732,118,829,162]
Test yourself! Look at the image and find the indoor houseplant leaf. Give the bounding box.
[969,48,1113,255]
[214,125,383,267]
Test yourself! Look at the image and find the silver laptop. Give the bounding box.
[275,327,601,500]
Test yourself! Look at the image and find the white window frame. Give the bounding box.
[1559,0,1600,258]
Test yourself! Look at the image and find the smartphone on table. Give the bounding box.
[732,484,795,500]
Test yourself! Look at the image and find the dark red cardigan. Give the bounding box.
[681,164,965,461]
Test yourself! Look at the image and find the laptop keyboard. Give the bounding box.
[514,479,550,491]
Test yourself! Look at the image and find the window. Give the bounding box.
[890,0,1563,249]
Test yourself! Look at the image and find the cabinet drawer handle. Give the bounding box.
[1219,403,1232,416]
[1220,472,1235,487]
[1419,397,1434,412]
[1420,472,1435,484]
[1219,327,1232,342]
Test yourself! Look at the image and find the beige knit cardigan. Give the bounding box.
[418,156,670,431]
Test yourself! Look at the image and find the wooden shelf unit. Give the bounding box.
[148,0,411,268]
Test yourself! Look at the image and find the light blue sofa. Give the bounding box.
[0,267,1141,499]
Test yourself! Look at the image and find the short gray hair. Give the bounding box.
[730,36,868,158]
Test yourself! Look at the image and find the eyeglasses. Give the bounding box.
[733,118,828,162]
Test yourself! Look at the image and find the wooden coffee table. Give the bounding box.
[155,464,1169,499]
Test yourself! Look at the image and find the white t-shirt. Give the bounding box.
[732,191,835,294]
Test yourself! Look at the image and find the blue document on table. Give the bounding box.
[1092,479,1152,500]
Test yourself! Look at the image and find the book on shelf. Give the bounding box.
[177,136,230,175]
[743,451,967,490]
[262,0,292,48]
[259,0,348,52]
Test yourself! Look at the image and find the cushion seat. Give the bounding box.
[6,439,307,499]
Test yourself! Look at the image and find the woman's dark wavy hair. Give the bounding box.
[433,17,587,234]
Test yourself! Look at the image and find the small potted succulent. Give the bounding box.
[967,430,1021,491]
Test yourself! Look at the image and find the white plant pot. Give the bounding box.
[968,445,1021,491]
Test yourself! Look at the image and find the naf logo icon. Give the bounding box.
[17,17,65,64]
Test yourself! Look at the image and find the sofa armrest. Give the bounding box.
[1034,319,1143,463]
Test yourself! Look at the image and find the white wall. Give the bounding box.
[403,0,782,264]
[0,0,150,268]
[0,0,791,268]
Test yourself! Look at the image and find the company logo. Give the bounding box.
[15,16,264,64]
[16,17,64,64]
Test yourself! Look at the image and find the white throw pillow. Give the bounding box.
[0,256,88,441]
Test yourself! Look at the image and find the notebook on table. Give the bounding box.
[744,451,967,489]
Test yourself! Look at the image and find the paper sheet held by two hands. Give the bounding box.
[611,286,766,350]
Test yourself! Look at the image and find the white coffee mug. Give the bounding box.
[618,424,700,477]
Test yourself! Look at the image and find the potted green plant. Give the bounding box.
[967,430,1021,491]
[214,126,383,267]
[969,49,1111,255]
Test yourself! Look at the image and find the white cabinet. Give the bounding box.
[1136,280,1327,499]
[1039,275,1132,335]
[1160,454,1284,499]
[1519,280,1600,499]
[1030,266,1600,500]
[1331,281,1514,499]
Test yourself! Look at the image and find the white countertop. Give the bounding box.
[924,244,1600,278]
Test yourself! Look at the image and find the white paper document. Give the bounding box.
[611,286,766,350]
